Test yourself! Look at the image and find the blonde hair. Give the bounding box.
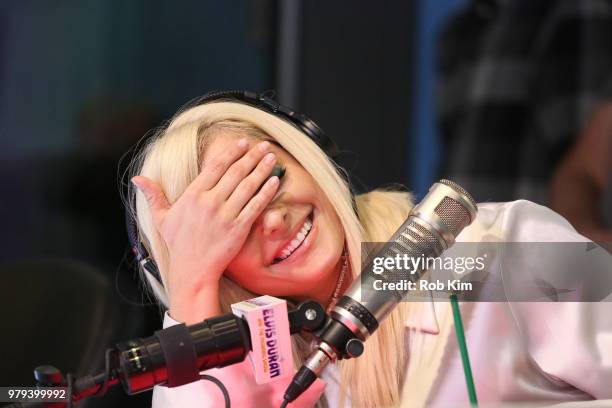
[125,101,416,407]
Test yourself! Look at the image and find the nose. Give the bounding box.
[261,205,291,239]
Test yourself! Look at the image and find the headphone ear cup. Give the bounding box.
[125,187,165,287]
[125,199,140,255]
[141,263,170,307]
[141,258,163,286]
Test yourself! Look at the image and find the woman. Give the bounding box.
[126,94,612,407]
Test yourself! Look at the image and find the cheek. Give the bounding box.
[319,197,344,240]
[322,214,344,254]
[329,203,344,233]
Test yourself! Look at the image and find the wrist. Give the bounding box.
[168,282,223,325]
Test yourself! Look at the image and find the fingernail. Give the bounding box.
[264,152,276,164]
[258,141,271,152]
[237,138,248,148]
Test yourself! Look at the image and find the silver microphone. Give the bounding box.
[282,179,478,405]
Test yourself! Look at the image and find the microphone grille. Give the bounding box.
[434,196,471,237]
[438,179,477,208]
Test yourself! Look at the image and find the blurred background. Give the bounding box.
[0,1,609,407]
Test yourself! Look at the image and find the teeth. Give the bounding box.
[275,216,313,262]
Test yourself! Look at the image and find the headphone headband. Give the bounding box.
[182,90,339,158]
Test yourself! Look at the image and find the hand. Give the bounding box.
[131,139,280,319]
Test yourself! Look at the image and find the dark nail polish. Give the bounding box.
[269,165,286,180]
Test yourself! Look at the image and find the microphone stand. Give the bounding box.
[3,300,328,408]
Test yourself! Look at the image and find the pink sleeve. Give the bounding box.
[151,312,327,408]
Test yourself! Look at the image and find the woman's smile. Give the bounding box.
[269,210,317,268]
[271,210,314,264]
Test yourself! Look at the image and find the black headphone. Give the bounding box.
[125,90,354,288]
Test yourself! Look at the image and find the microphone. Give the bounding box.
[7,298,328,408]
[282,179,478,404]
[115,297,326,395]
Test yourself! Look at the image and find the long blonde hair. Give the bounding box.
[125,100,415,407]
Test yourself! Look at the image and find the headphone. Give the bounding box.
[125,90,355,288]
